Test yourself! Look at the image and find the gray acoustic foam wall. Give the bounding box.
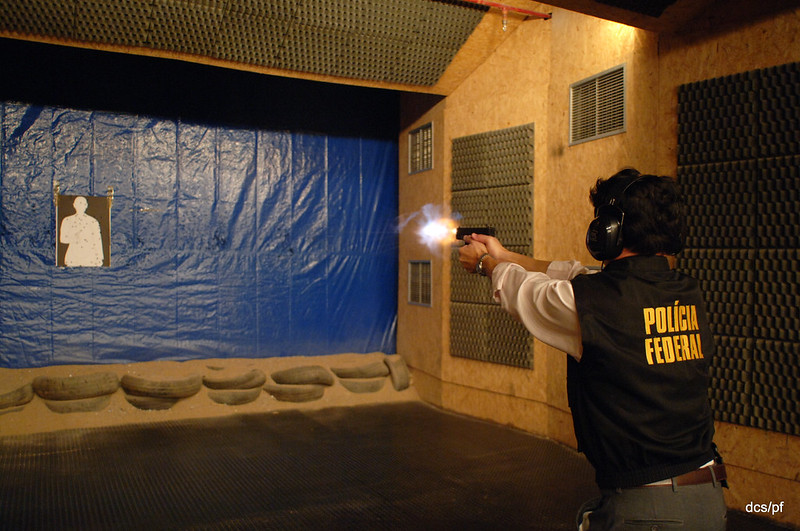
[450,123,534,368]
[0,0,487,87]
[677,61,800,436]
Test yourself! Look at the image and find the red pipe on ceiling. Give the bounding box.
[460,0,552,20]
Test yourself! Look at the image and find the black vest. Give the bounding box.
[569,255,716,488]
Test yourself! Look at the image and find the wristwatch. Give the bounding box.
[475,253,490,276]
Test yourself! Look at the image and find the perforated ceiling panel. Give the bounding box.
[0,0,488,87]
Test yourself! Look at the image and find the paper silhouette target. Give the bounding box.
[56,195,110,267]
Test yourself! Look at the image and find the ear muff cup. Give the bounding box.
[585,174,645,261]
[586,204,624,261]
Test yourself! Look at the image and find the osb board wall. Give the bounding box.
[656,9,800,528]
[436,7,562,441]
[655,8,800,174]
[543,13,660,261]
[399,5,800,526]
[397,97,447,408]
[436,7,660,446]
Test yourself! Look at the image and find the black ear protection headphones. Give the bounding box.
[585,175,645,261]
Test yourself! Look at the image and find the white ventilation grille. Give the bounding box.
[570,65,626,145]
[408,123,433,174]
[408,260,432,306]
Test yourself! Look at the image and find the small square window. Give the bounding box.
[408,123,433,174]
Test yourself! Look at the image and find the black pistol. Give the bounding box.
[455,227,496,241]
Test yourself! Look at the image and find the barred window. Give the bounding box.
[408,123,433,174]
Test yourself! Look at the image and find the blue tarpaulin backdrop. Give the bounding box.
[0,102,398,368]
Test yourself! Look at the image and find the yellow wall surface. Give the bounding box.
[400,4,663,448]
[397,98,448,408]
[398,4,800,527]
[656,9,800,527]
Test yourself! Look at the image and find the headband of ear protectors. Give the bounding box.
[585,175,645,261]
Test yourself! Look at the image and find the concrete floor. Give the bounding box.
[0,401,792,530]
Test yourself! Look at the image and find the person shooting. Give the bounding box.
[458,168,727,530]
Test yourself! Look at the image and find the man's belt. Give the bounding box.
[644,463,726,487]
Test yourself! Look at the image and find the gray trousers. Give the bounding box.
[577,481,727,530]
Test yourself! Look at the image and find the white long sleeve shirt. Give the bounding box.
[491,260,590,361]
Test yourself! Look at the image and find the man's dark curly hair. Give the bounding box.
[589,168,687,256]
